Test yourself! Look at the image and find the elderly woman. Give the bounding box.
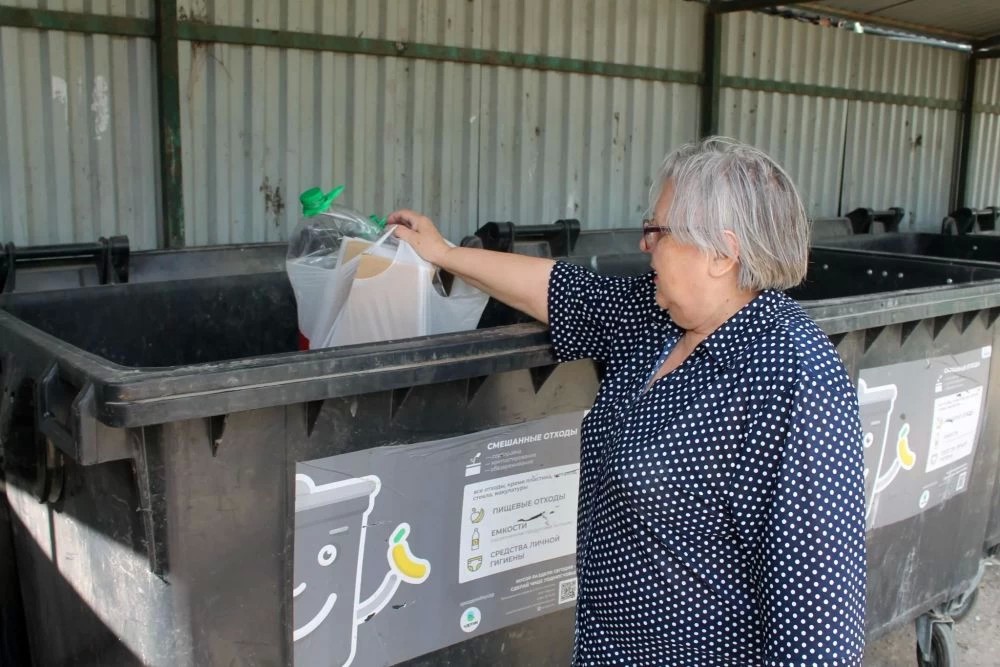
[389,137,866,666]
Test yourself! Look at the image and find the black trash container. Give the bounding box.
[814,232,1000,266]
[0,236,292,664]
[1,237,286,294]
[813,232,1000,555]
[1,238,999,666]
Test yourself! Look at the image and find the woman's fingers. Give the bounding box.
[387,209,425,231]
[386,209,448,265]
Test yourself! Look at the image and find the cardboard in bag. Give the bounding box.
[289,233,489,349]
[328,237,488,347]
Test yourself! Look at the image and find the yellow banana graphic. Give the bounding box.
[388,523,431,584]
[896,423,915,470]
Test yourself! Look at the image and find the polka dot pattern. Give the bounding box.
[547,262,867,666]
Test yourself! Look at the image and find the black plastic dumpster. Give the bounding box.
[1,238,999,666]
[1,236,286,294]
[812,232,1000,556]
[813,232,1000,265]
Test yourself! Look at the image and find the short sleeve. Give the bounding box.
[547,261,643,364]
[729,366,867,665]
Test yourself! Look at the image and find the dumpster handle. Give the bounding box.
[36,364,130,466]
[37,363,78,460]
[470,220,581,256]
[943,206,999,235]
[0,236,130,293]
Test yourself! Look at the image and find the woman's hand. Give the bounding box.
[386,208,555,323]
[387,210,451,266]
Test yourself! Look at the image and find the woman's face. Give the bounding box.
[640,182,718,330]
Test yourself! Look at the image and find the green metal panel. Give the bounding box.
[0,5,153,37]
[156,1,184,248]
[721,75,963,110]
[176,22,703,86]
[701,13,722,136]
[954,55,978,210]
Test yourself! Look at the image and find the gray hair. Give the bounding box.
[649,136,809,291]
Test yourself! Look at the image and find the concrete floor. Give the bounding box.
[863,556,1000,667]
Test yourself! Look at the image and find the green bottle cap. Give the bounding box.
[299,185,345,217]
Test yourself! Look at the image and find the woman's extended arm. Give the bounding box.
[388,209,555,324]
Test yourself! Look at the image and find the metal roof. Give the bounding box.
[707,1,1000,52]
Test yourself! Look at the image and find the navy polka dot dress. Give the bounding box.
[547,262,867,666]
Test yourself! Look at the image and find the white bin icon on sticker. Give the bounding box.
[858,379,902,528]
[294,473,431,667]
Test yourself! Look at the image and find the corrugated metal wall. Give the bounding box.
[719,12,855,218]
[840,34,962,229]
[0,1,159,248]
[968,57,1000,209]
[177,0,703,243]
[178,0,486,245]
[4,2,999,247]
[720,11,963,230]
[475,0,701,229]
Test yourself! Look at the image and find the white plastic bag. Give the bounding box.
[322,234,489,348]
[285,194,385,348]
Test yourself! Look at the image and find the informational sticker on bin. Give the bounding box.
[859,346,992,531]
[292,412,584,667]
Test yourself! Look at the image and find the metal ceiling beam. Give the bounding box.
[708,1,811,13]
[797,2,973,44]
[973,33,1000,56]
[974,33,1000,50]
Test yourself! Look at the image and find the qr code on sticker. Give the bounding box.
[558,577,578,604]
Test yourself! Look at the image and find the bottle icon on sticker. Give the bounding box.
[471,528,480,551]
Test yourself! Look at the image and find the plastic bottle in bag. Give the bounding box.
[286,186,386,350]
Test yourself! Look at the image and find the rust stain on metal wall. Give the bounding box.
[260,176,285,223]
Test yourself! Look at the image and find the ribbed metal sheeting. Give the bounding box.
[719,11,855,219]
[720,11,963,230]
[0,1,159,248]
[968,57,1000,210]
[176,0,704,244]
[840,33,962,230]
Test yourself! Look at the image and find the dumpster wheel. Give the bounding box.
[915,620,956,667]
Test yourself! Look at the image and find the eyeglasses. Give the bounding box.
[641,219,672,248]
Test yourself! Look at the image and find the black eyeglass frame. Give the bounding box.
[641,219,672,247]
